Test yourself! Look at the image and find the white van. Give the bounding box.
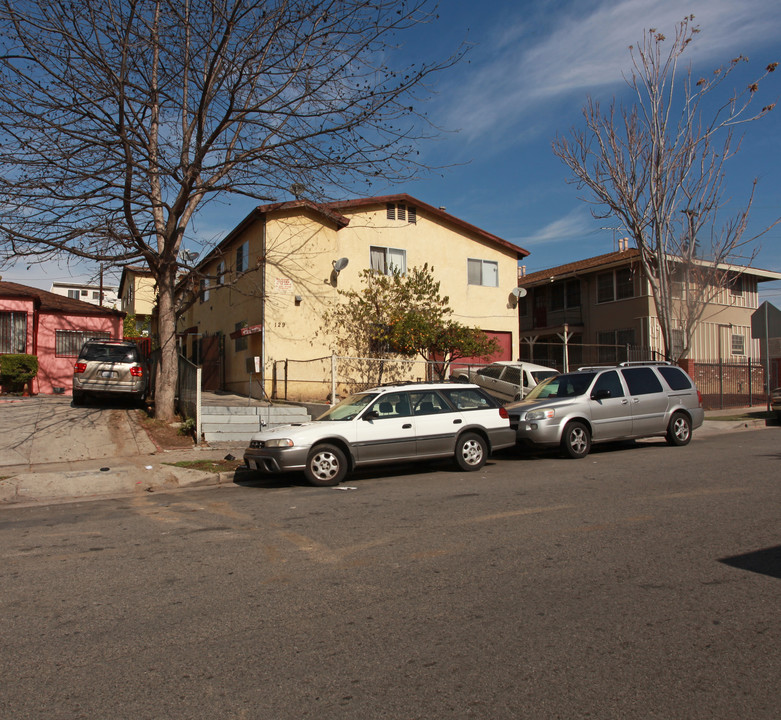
[452,361,559,403]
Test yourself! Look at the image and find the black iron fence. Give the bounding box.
[692,358,767,410]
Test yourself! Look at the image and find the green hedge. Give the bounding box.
[0,354,38,391]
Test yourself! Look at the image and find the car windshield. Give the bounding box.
[530,370,558,385]
[525,372,596,400]
[316,393,378,421]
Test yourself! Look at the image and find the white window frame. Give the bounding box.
[236,241,249,274]
[467,258,498,287]
[370,246,406,275]
[731,333,745,356]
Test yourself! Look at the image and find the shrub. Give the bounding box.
[0,354,38,392]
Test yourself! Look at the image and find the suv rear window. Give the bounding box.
[658,366,692,390]
[80,344,140,363]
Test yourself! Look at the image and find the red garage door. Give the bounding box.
[448,330,512,377]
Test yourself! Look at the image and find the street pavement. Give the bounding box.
[0,394,774,506]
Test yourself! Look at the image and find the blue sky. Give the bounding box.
[6,0,781,303]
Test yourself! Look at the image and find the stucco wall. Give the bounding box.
[34,312,122,394]
[181,203,520,400]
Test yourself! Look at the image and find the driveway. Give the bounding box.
[0,396,156,469]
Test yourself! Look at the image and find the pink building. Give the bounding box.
[0,280,124,395]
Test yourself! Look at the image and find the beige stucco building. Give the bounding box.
[517,247,781,367]
[119,265,157,335]
[178,194,529,401]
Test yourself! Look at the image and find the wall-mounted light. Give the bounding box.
[326,257,349,286]
[508,286,527,309]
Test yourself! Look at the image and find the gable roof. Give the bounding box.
[0,280,124,316]
[518,247,781,286]
[119,265,155,296]
[198,193,529,269]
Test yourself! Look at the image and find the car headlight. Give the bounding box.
[265,438,294,448]
[525,409,555,421]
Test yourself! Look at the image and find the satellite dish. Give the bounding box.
[333,257,349,273]
[511,287,527,298]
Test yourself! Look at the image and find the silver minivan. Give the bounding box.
[505,362,704,458]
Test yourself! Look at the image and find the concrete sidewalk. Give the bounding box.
[0,395,246,506]
[0,395,775,507]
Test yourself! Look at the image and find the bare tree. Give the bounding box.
[553,17,777,360]
[0,0,461,420]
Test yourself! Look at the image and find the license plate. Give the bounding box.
[247,459,257,470]
[100,370,115,378]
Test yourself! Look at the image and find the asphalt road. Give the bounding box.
[1,428,779,719]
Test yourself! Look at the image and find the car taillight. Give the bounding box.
[499,406,509,419]
[697,390,703,408]
[130,366,144,377]
[74,362,87,374]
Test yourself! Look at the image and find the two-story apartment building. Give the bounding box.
[517,246,781,367]
[119,265,157,336]
[178,194,529,401]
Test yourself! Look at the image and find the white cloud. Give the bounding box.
[512,207,591,247]
[440,0,781,141]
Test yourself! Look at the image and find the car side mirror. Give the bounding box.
[363,411,379,421]
[592,389,611,400]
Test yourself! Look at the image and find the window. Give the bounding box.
[597,272,614,303]
[55,330,111,357]
[671,329,684,359]
[0,312,27,354]
[234,321,247,352]
[592,370,625,399]
[549,279,580,311]
[92,291,100,300]
[201,277,210,302]
[597,329,636,364]
[217,260,226,286]
[386,203,417,224]
[368,392,412,419]
[731,334,745,356]
[81,290,88,297]
[410,391,451,415]
[467,259,498,287]
[441,387,494,410]
[476,364,503,380]
[659,367,692,391]
[236,241,249,274]
[370,246,406,275]
[621,367,663,395]
[597,268,635,303]
[730,275,744,297]
[67,289,80,299]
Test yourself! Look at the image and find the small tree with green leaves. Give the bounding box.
[321,265,497,387]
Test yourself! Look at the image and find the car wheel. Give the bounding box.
[72,391,85,406]
[666,412,691,446]
[304,444,348,487]
[454,432,487,471]
[561,421,591,459]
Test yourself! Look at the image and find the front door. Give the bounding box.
[589,370,633,440]
[354,392,416,464]
[410,390,462,457]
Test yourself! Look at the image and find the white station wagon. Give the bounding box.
[243,383,516,486]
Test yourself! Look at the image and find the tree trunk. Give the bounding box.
[155,267,179,423]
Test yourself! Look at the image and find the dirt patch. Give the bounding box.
[165,458,244,473]
[136,410,196,450]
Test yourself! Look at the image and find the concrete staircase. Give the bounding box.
[201,404,310,444]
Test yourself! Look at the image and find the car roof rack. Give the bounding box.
[618,361,672,367]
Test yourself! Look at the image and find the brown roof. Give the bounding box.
[198,193,529,268]
[0,280,124,316]
[519,248,642,286]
